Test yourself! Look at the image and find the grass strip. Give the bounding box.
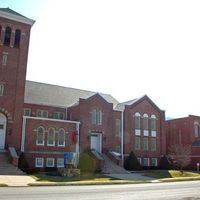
[160,176,200,182]
[28,180,148,186]
[0,183,8,187]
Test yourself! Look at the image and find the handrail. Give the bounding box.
[8,147,19,166]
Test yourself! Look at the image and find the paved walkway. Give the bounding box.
[0,175,36,186]
[102,154,129,174]
[101,154,155,181]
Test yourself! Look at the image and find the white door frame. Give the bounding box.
[90,133,102,153]
[0,113,7,149]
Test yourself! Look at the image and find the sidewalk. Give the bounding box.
[0,175,36,186]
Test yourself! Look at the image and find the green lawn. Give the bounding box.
[144,170,200,179]
[32,172,117,182]
[30,172,147,186]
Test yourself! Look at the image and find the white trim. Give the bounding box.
[151,131,157,137]
[151,114,157,119]
[143,130,149,136]
[36,126,45,146]
[0,10,35,26]
[135,112,141,116]
[151,158,158,166]
[0,84,4,96]
[90,133,102,153]
[21,117,27,152]
[35,157,44,167]
[46,158,55,167]
[23,116,80,124]
[143,158,149,166]
[121,110,124,165]
[0,113,6,149]
[2,53,8,66]
[143,113,148,118]
[76,123,80,154]
[57,158,64,168]
[135,129,141,135]
[57,128,65,147]
[137,157,142,165]
[47,128,55,146]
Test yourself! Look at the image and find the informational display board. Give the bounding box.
[64,152,77,166]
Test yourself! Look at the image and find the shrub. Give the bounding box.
[18,153,29,172]
[124,151,142,170]
[159,155,172,170]
[78,152,97,173]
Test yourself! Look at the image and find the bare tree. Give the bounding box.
[168,145,191,173]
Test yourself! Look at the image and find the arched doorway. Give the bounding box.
[0,113,7,149]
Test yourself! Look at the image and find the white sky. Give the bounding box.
[6,0,200,118]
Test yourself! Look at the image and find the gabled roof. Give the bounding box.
[114,95,146,111]
[24,81,119,108]
[0,8,35,26]
[114,95,163,113]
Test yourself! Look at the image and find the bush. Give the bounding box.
[124,151,142,170]
[78,152,97,173]
[159,155,172,170]
[18,153,29,172]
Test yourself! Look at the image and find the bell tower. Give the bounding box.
[0,8,34,150]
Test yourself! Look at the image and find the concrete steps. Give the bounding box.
[101,154,129,174]
[0,151,25,175]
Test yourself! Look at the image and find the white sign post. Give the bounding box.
[197,163,199,172]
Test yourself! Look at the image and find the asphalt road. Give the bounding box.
[1,181,200,200]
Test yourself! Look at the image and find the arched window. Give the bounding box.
[4,27,11,46]
[14,29,21,48]
[58,128,65,146]
[47,127,55,146]
[143,113,149,130]
[36,126,45,145]
[151,115,157,131]
[91,109,102,125]
[194,122,200,138]
[134,112,141,129]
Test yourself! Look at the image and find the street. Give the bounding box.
[0,181,200,200]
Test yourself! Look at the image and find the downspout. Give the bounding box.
[121,109,124,166]
[65,108,68,120]
[21,116,26,152]
[76,122,80,165]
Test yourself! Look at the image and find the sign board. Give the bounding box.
[64,152,76,166]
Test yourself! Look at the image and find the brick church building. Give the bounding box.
[0,8,199,170]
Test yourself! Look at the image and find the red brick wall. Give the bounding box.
[24,103,66,119]
[24,118,76,152]
[23,118,77,168]
[68,94,120,153]
[123,98,165,165]
[112,110,122,152]
[0,17,32,150]
[166,115,200,168]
